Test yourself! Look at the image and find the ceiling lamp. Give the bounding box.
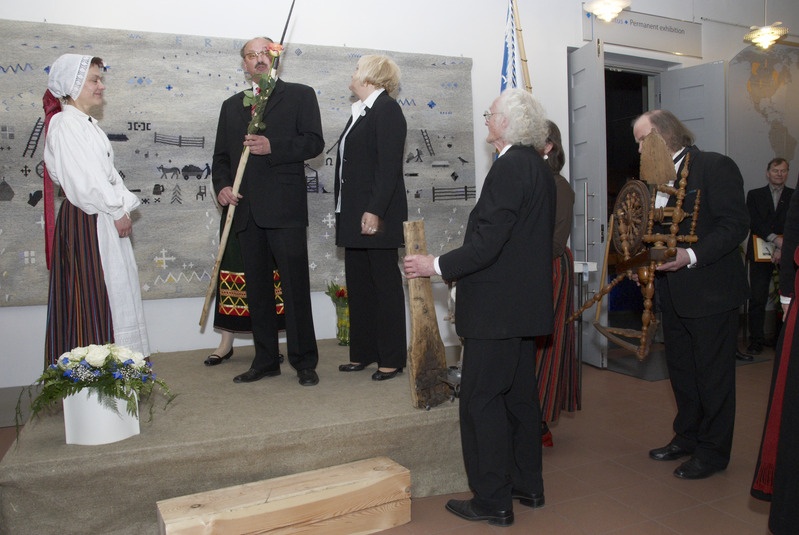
[744,22,788,49]
[744,1,789,49]
[583,0,631,23]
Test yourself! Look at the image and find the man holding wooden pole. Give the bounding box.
[212,36,324,387]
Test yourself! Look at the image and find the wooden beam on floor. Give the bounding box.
[156,456,410,534]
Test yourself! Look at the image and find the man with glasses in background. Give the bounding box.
[742,158,793,359]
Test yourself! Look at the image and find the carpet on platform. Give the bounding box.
[0,339,466,535]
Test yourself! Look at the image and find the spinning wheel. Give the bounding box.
[569,133,701,360]
[612,179,650,261]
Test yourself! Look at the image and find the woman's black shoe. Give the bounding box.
[338,362,367,372]
[371,368,403,381]
[204,348,233,366]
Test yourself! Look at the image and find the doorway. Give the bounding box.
[604,69,648,320]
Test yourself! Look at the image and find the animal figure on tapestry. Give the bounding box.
[157,165,180,179]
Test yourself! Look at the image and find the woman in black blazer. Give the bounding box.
[334,55,408,381]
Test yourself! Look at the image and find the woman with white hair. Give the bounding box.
[334,55,408,381]
[42,54,149,367]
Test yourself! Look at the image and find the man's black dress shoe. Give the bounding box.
[649,442,692,461]
[445,499,513,527]
[204,348,233,366]
[735,350,754,362]
[746,341,763,355]
[338,362,367,372]
[511,488,545,508]
[371,368,403,381]
[673,456,723,479]
[297,369,319,386]
[233,366,280,383]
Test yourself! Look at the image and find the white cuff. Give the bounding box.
[433,256,442,276]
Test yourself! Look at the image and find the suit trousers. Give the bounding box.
[459,337,543,510]
[344,248,406,369]
[237,216,318,372]
[748,260,776,343]
[659,279,737,469]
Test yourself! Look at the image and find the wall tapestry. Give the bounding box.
[0,20,475,306]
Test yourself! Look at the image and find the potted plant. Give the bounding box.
[325,282,350,346]
[17,343,175,445]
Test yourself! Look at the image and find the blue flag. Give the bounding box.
[501,0,521,92]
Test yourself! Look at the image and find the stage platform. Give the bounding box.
[0,340,466,534]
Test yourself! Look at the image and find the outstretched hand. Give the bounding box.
[404,254,436,279]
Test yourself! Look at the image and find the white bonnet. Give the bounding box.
[48,54,94,100]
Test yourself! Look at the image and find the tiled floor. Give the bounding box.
[0,352,774,534]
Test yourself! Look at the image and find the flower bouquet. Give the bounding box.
[325,282,350,346]
[18,343,175,428]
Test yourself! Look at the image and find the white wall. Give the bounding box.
[2,0,796,387]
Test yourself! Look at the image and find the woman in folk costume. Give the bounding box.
[43,54,149,366]
[535,120,579,447]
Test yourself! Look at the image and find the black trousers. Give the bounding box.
[459,337,542,510]
[748,260,775,344]
[344,248,406,369]
[659,279,737,469]
[237,216,318,372]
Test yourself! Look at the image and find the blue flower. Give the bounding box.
[113,371,123,379]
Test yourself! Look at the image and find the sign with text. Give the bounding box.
[582,10,702,58]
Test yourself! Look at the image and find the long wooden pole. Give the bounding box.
[199,0,296,327]
[512,0,532,93]
[199,147,250,327]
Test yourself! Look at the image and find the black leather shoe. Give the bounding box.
[746,341,763,355]
[338,362,367,372]
[297,369,319,386]
[445,499,513,527]
[735,350,754,362]
[233,366,280,383]
[673,456,723,479]
[511,488,545,508]
[371,368,403,381]
[649,442,693,461]
[204,348,233,366]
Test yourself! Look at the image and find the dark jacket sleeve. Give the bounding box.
[780,190,799,299]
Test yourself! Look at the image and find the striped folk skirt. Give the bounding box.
[535,248,580,422]
[44,200,114,367]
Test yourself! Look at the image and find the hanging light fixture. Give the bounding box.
[744,0,789,49]
[583,0,632,23]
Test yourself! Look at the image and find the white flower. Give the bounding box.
[113,346,146,367]
[84,344,111,367]
[57,352,74,369]
[70,346,89,360]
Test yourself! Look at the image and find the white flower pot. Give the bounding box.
[62,389,140,445]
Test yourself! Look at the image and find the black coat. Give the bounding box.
[658,146,749,317]
[746,184,794,261]
[439,145,555,339]
[334,91,408,249]
[212,79,324,231]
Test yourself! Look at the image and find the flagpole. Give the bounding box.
[512,0,533,93]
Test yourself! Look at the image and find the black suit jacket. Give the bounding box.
[334,91,408,248]
[439,145,555,339]
[746,184,794,261]
[658,146,749,318]
[212,79,324,231]
[780,190,799,299]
